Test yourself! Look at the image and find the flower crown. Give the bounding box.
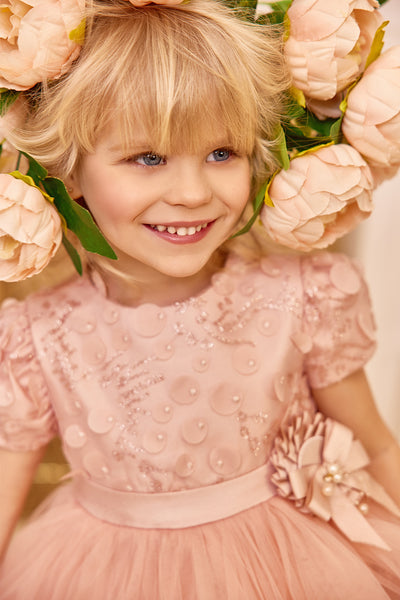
[0,0,398,281]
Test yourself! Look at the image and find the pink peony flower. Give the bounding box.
[260,144,374,251]
[0,0,84,91]
[285,0,382,101]
[0,173,62,281]
[342,46,400,167]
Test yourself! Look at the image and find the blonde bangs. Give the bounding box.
[11,0,289,185]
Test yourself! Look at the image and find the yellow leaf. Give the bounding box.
[69,19,85,45]
[290,87,306,108]
[9,171,54,203]
[365,20,389,70]
[264,172,278,207]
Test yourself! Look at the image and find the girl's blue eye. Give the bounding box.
[208,149,232,162]
[136,153,165,166]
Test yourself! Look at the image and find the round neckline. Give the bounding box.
[83,262,218,312]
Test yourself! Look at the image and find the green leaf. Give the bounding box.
[329,116,344,143]
[20,151,48,185]
[274,125,290,170]
[365,20,389,70]
[230,180,269,238]
[42,177,117,260]
[267,1,292,13]
[62,232,83,275]
[0,90,19,117]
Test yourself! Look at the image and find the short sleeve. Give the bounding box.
[301,252,376,389]
[0,298,58,452]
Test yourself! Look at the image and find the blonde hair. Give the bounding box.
[13,0,290,259]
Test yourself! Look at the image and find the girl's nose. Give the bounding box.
[163,160,213,208]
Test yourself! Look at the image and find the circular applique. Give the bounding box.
[260,257,281,278]
[83,451,110,478]
[175,454,195,478]
[256,310,280,337]
[210,382,243,415]
[68,313,97,334]
[238,278,256,297]
[111,329,132,351]
[131,304,167,337]
[64,424,87,448]
[274,374,292,403]
[211,272,235,296]
[142,430,167,454]
[154,340,175,361]
[192,353,210,373]
[181,418,209,445]
[102,306,120,325]
[169,376,200,405]
[87,409,115,434]
[61,399,82,420]
[330,262,361,295]
[152,403,174,424]
[232,346,260,375]
[209,447,241,476]
[81,335,107,365]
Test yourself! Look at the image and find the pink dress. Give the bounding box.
[0,252,400,600]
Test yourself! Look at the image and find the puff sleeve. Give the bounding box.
[0,298,58,452]
[301,252,376,389]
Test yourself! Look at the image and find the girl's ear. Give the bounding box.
[64,173,83,200]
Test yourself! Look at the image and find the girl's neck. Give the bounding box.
[86,252,226,307]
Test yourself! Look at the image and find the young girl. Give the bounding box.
[0,0,400,598]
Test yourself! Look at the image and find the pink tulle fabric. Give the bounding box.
[0,252,399,599]
[1,488,399,599]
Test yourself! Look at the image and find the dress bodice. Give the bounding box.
[0,252,376,493]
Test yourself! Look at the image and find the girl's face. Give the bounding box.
[72,121,251,290]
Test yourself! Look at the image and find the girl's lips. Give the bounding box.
[144,221,214,244]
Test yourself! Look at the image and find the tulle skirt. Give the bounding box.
[1,482,400,600]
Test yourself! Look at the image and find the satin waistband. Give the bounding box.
[74,464,276,529]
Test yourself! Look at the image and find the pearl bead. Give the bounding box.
[332,472,343,484]
[322,483,334,497]
[358,502,369,515]
[327,463,340,476]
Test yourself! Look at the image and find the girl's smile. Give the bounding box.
[71,122,251,301]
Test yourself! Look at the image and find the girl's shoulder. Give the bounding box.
[227,249,368,299]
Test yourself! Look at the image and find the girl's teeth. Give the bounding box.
[153,223,208,236]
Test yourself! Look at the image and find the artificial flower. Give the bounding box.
[342,45,400,168]
[284,0,382,101]
[260,144,374,252]
[0,173,62,281]
[0,0,84,91]
[270,410,400,548]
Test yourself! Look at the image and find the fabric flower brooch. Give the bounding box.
[270,411,400,550]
